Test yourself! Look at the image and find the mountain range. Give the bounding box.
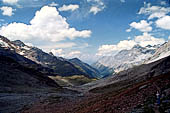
[21,38,170,113]
[1,35,170,113]
[0,35,100,79]
[92,44,159,77]
[0,47,60,93]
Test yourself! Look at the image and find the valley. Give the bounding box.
[1,35,170,113]
[1,1,170,113]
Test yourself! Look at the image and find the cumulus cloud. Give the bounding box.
[97,40,137,56]
[138,2,170,20]
[156,16,170,30]
[0,6,15,16]
[129,20,152,32]
[134,32,165,47]
[97,33,165,56]
[2,0,18,5]
[0,6,91,42]
[88,0,105,15]
[58,4,79,12]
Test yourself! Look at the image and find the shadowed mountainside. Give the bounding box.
[0,35,100,78]
[0,47,60,93]
[22,55,170,113]
[69,58,101,78]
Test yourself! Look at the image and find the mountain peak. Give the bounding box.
[132,44,143,49]
[49,52,54,56]
[145,44,153,48]
[70,58,81,62]
[0,35,11,43]
[12,40,26,47]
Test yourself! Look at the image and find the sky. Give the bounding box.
[0,0,170,63]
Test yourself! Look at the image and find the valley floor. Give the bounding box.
[0,88,81,113]
[22,73,170,113]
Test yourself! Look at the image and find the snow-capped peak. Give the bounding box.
[92,44,157,76]
[145,41,170,64]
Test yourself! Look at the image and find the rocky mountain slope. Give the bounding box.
[22,47,170,113]
[0,47,60,93]
[69,58,101,78]
[0,47,83,113]
[92,44,156,77]
[145,41,170,64]
[0,35,99,78]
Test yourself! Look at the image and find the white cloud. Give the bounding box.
[89,6,102,15]
[50,49,96,63]
[54,50,96,63]
[97,40,137,56]
[68,51,81,56]
[51,49,63,56]
[156,16,170,30]
[126,28,131,32]
[2,0,18,5]
[130,20,152,32]
[0,6,15,16]
[37,42,77,52]
[160,1,166,5]
[88,0,105,15]
[138,3,170,20]
[49,2,58,7]
[134,32,165,47]
[52,50,82,59]
[0,6,91,42]
[25,42,33,47]
[127,36,131,40]
[58,4,79,12]
[168,36,170,40]
[97,33,165,56]
[87,0,104,5]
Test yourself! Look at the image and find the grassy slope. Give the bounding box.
[49,75,97,87]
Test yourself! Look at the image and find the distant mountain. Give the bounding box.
[0,35,98,78]
[82,47,170,93]
[91,62,114,78]
[0,47,60,93]
[69,58,101,78]
[70,55,170,113]
[92,44,156,77]
[145,41,170,64]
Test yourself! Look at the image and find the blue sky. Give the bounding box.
[0,0,170,63]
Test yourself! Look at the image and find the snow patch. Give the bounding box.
[146,51,170,64]
[0,39,9,48]
[21,46,30,50]
[19,51,25,55]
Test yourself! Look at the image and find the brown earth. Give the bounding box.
[22,72,170,113]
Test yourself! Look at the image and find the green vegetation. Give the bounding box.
[49,75,96,87]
